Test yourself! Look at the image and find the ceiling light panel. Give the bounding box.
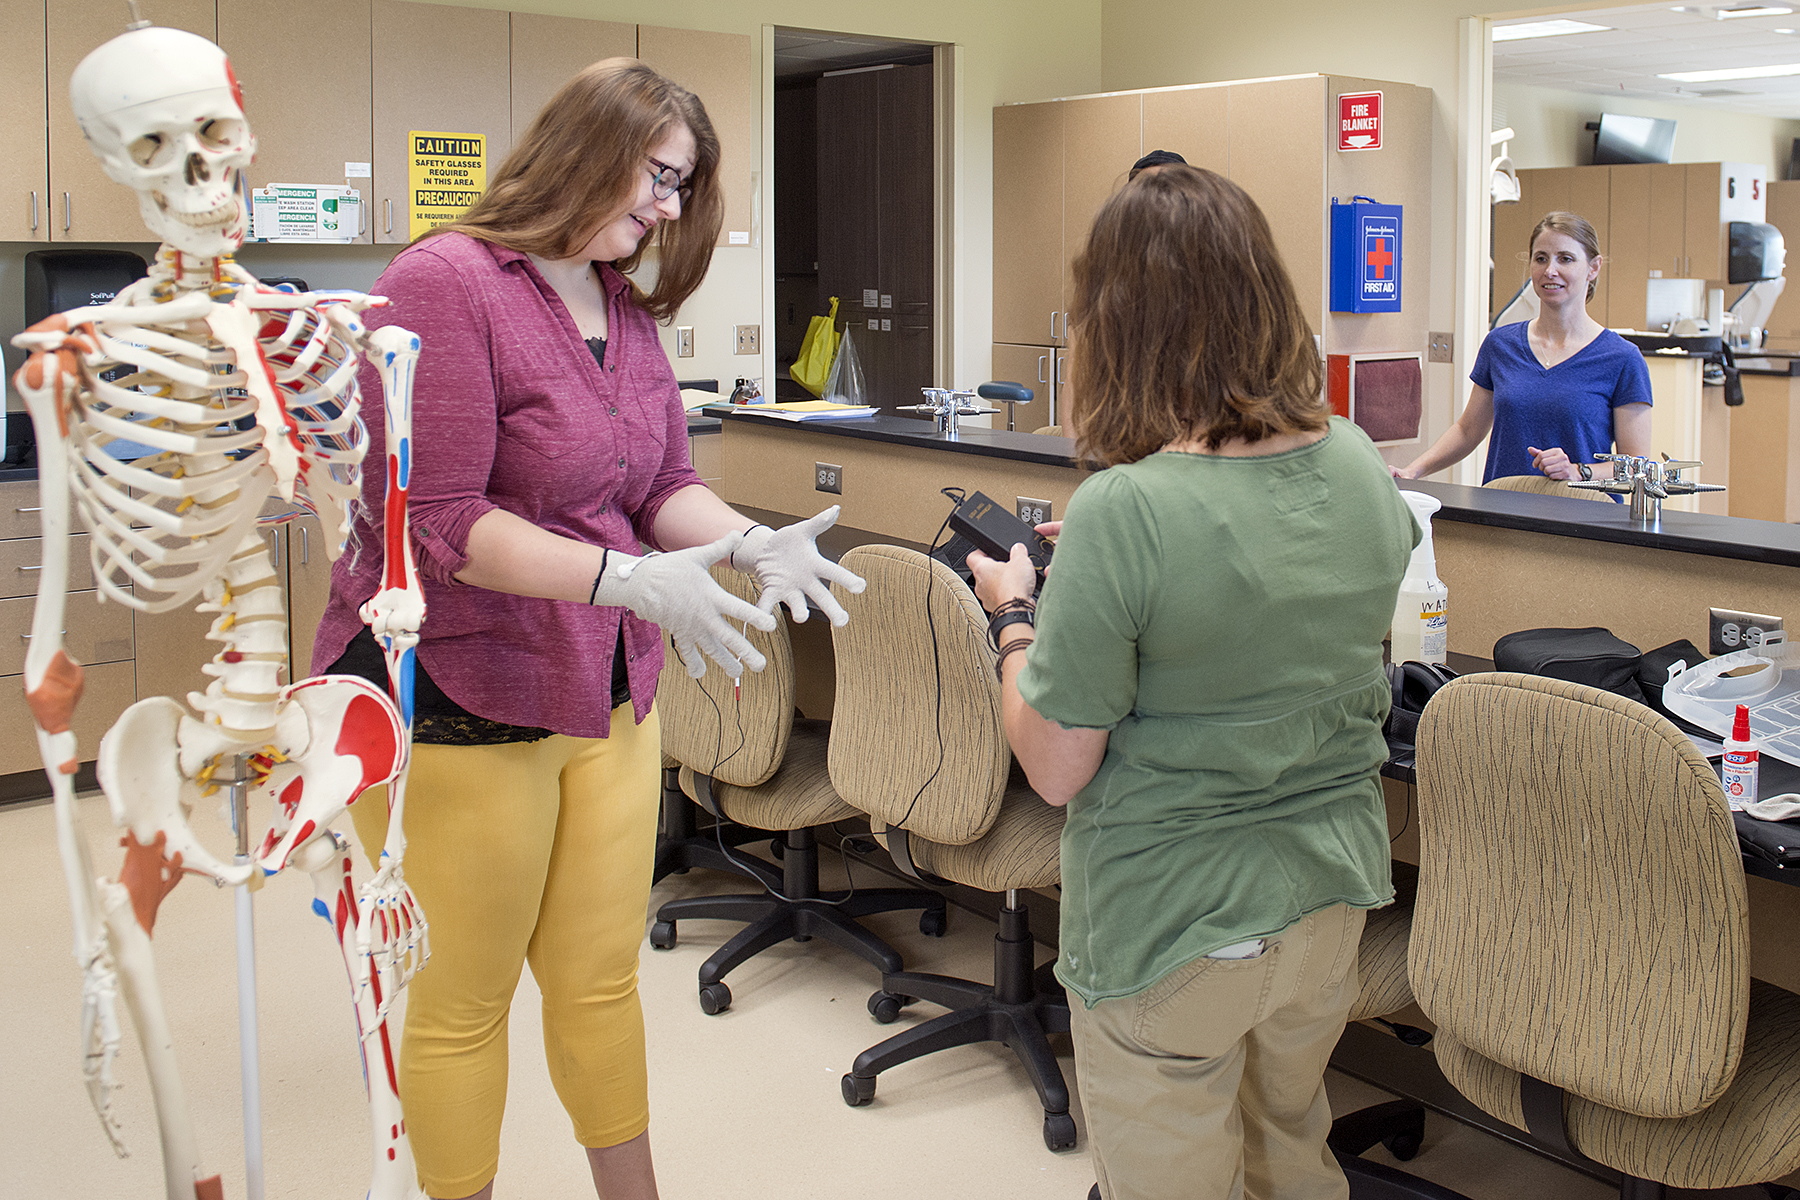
[1659,59,1800,77]
[1493,19,1615,40]
[1713,5,1794,17]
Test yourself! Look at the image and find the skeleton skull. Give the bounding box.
[70,27,257,256]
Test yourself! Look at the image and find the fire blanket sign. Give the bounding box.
[1329,198,1403,313]
[408,131,486,240]
[1338,91,1382,152]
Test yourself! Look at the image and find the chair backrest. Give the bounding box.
[1032,424,1063,437]
[654,563,795,788]
[1484,474,1614,502]
[1410,672,1749,1118]
[827,544,1011,846]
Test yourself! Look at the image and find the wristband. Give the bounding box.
[994,637,1033,681]
[987,608,1036,650]
[588,549,611,605]
[1577,462,1593,482]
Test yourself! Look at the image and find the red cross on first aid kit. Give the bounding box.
[1330,196,1404,314]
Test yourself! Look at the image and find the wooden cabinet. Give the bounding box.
[0,0,49,242]
[371,0,511,244]
[219,0,373,240]
[1492,165,1612,324]
[990,342,1054,431]
[992,101,1064,348]
[46,0,216,242]
[509,13,635,141]
[286,515,333,679]
[1759,181,1800,351]
[638,26,756,249]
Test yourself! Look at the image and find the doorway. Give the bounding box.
[773,30,937,414]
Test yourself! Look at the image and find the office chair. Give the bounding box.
[1483,474,1614,502]
[1411,672,1800,1199]
[653,753,780,886]
[650,564,948,1016]
[826,544,1072,1151]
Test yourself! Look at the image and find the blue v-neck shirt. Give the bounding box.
[1471,320,1652,483]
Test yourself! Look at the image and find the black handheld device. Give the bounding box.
[948,491,1054,580]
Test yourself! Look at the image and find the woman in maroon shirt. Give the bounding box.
[317,59,857,1200]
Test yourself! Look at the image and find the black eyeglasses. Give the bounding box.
[647,158,693,203]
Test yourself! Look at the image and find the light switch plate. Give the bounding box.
[1427,331,1453,363]
[734,324,760,355]
[1710,607,1784,656]
[675,326,694,358]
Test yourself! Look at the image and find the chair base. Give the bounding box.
[1330,1098,1427,1162]
[841,898,1076,1153]
[651,767,782,889]
[1337,1150,1474,1199]
[652,823,947,1014]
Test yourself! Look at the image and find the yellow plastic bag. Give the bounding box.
[790,296,840,398]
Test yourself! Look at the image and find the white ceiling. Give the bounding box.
[1494,3,1800,117]
[772,28,934,79]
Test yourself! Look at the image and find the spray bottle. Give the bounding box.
[1722,703,1760,812]
[1391,491,1450,665]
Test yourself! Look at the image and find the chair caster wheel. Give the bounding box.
[698,981,732,1015]
[919,907,948,937]
[1391,1021,1433,1047]
[868,991,905,1024]
[1043,1111,1078,1151]
[649,920,676,950]
[842,1073,876,1107]
[1384,1130,1423,1162]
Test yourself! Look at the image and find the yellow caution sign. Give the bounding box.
[408,130,486,240]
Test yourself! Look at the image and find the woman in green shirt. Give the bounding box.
[968,165,1418,1200]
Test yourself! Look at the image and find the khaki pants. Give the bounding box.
[1070,904,1366,1200]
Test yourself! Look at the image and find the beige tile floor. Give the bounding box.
[0,791,1754,1199]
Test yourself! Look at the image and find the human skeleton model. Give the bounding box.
[16,23,428,1200]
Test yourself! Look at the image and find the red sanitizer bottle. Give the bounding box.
[1722,703,1760,812]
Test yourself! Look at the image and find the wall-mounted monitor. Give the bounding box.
[1591,113,1677,165]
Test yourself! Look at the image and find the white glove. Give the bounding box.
[729,506,867,625]
[591,533,775,679]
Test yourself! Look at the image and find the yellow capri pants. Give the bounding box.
[350,703,662,1199]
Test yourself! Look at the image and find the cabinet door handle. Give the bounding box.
[20,631,67,639]
[29,191,37,232]
[18,564,44,572]
[384,198,392,234]
[1037,355,1047,384]
[16,506,43,513]
[300,524,309,565]
[1050,311,1058,340]
[62,192,70,233]
[1057,357,1067,384]
[266,530,281,568]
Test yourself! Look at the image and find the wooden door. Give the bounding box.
[1061,93,1141,328]
[220,0,372,242]
[1609,164,1654,331]
[774,81,818,276]
[1646,162,1688,278]
[47,0,215,243]
[816,71,880,319]
[0,0,48,242]
[371,0,511,244]
[1141,86,1229,176]
[879,65,934,405]
[509,13,635,142]
[1685,162,1725,283]
[991,100,1062,347]
[287,515,332,677]
[991,342,1053,431]
[638,26,756,248]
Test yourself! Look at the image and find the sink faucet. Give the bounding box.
[1571,453,1725,521]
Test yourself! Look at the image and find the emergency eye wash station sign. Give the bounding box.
[409,131,487,239]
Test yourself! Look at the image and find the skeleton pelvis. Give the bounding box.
[98,677,405,887]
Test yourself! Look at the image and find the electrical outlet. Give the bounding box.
[675,326,694,358]
[1710,607,1784,655]
[735,324,760,355]
[1016,496,1053,526]
[1427,331,1454,363]
[815,462,843,495]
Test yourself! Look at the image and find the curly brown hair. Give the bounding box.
[1067,165,1327,466]
[423,58,722,321]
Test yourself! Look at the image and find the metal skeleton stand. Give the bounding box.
[224,753,265,1200]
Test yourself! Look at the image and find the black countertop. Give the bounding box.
[713,407,1077,466]
[1736,355,1800,377]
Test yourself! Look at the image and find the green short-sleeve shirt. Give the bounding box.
[1019,418,1420,1006]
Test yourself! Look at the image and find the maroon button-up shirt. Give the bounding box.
[312,233,702,738]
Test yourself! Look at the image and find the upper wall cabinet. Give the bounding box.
[220,0,373,239]
[638,26,756,248]
[509,14,635,140]
[0,0,48,242]
[991,100,1064,347]
[371,0,511,244]
[47,0,216,242]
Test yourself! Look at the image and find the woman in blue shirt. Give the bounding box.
[1394,211,1652,483]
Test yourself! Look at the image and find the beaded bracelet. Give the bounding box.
[993,636,1033,681]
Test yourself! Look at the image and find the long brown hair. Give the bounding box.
[425,58,722,320]
[1529,210,1601,302]
[1067,165,1326,466]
